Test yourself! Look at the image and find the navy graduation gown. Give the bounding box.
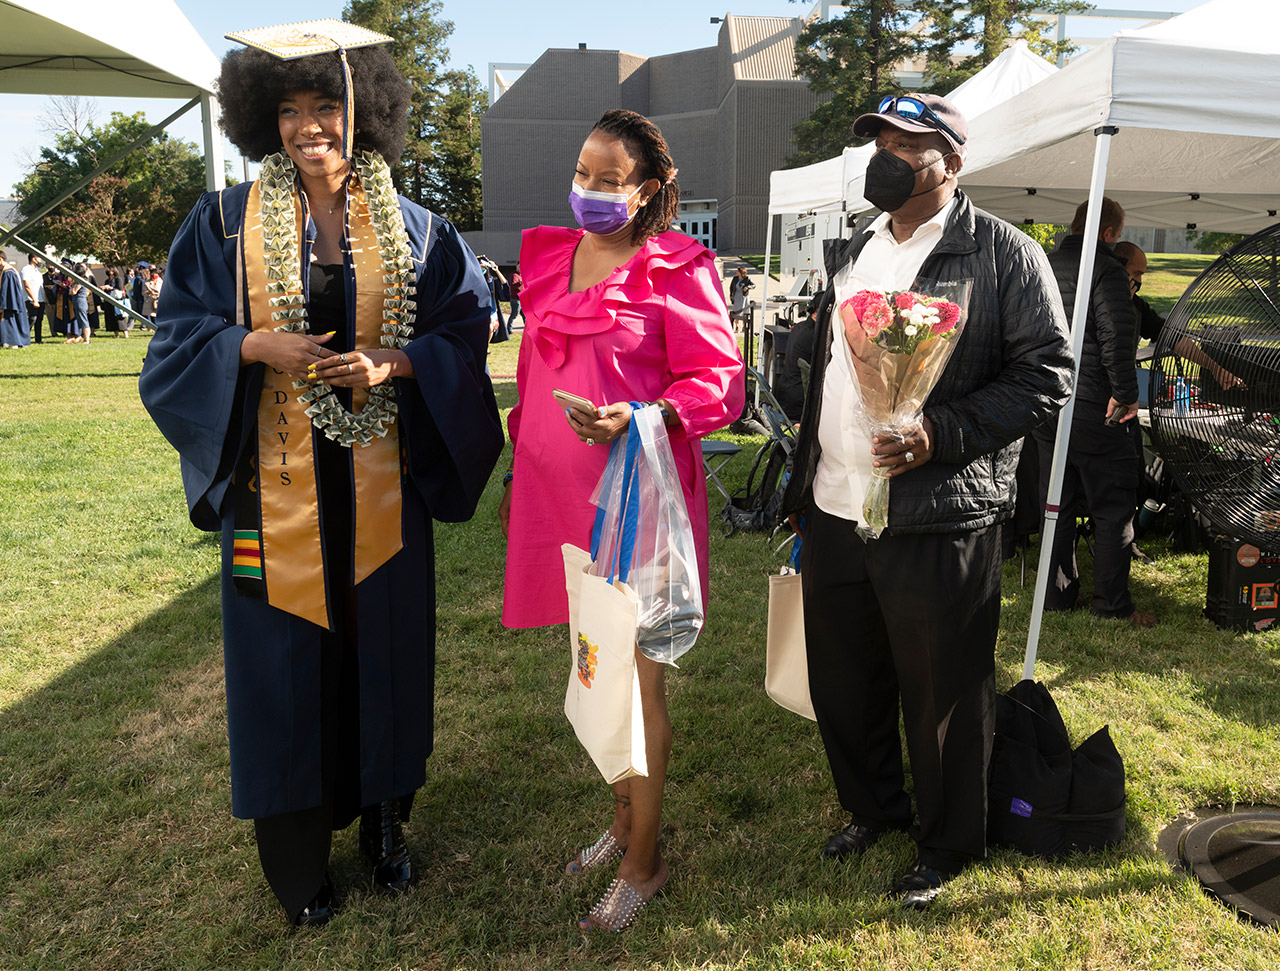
[0,267,30,346]
[139,181,503,819]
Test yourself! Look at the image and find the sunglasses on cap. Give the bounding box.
[877,96,966,148]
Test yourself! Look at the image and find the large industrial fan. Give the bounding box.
[1147,223,1280,926]
[1149,223,1280,553]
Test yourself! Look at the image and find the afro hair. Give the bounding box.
[216,44,411,164]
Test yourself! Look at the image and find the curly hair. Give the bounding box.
[590,110,680,245]
[216,45,411,164]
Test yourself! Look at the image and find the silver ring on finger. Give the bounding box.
[347,363,353,374]
[340,353,347,363]
[586,438,595,447]
[904,450,915,463]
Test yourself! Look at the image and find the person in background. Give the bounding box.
[0,254,30,348]
[131,264,147,329]
[775,294,819,423]
[728,265,754,322]
[65,263,92,344]
[501,109,744,933]
[780,93,1073,909]
[477,255,510,343]
[1036,198,1156,627]
[143,267,163,329]
[21,254,44,343]
[508,261,524,327]
[139,25,503,928]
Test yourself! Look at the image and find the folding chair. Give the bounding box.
[702,439,741,501]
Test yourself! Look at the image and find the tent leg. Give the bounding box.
[1023,124,1118,682]
[756,215,774,410]
[202,94,226,192]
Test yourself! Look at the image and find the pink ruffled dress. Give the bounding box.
[502,226,745,629]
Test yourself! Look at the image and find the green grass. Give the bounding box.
[738,254,781,279]
[3,278,1280,969]
[1143,254,1215,315]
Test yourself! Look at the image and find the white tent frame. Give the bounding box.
[0,0,224,257]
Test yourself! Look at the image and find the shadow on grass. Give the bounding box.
[0,371,143,380]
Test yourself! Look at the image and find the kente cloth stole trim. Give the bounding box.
[240,178,403,629]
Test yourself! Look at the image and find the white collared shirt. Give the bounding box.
[813,196,958,521]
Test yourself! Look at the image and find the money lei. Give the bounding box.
[258,149,416,448]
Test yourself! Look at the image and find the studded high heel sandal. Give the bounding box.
[564,830,624,876]
[578,860,668,933]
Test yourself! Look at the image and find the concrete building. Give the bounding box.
[467,13,820,263]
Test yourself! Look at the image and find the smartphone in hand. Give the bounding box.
[552,388,601,418]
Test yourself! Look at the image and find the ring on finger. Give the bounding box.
[904,450,915,463]
[586,438,595,447]
[347,363,353,374]
[340,353,347,363]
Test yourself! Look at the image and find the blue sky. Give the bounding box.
[2,0,1205,195]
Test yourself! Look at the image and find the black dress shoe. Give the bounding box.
[891,860,946,910]
[820,821,888,861]
[359,800,415,894]
[292,873,335,927]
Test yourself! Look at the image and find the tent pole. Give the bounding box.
[1023,124,1118,682]
[757,213,774,409]
[0,97,201,249]
[202,93,226,192]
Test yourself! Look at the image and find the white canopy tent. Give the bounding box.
[0,0,224,323]
[947,0,1280,673]
[0,0,224,199]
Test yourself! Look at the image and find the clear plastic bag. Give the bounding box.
[589,404,704,664]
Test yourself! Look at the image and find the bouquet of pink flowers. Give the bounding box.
[835,279,971,538]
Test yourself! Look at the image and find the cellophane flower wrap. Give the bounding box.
[833,278,972,539]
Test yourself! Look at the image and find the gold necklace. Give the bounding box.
[257,150,415,448]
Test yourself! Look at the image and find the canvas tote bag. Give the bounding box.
[765,537,816,720]
[562,419,648,784]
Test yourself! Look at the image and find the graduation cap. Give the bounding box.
[225,19,394,160]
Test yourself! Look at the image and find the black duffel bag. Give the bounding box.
[987,679,1126,857]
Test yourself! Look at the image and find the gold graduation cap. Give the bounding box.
[226,19,394,160]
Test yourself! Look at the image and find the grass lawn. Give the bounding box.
[3,259,1280,969]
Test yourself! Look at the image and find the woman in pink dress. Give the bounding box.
[500,110,744,932]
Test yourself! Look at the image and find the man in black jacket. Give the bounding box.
[1035,200,1157,626]
[780,94,1073,908]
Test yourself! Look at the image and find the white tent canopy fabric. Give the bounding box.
[0,0,224,191]
[957,0,1280,233]
[0,0,219,97]
[767,41,1059,218]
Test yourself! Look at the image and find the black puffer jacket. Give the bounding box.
[1047,234,1138,406]
[780,190,1074,535]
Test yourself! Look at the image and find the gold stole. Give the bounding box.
[241,176,404,629]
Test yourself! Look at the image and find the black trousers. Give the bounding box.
[25,302,42,342]
[1033,400,1138,617]
[800,507,1000,874]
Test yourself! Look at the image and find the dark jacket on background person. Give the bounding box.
[1133,292,1164,348]
[1047,234,1138,406]
[780,189,1073,534]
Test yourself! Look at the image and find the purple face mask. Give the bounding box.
[569,182,642,235]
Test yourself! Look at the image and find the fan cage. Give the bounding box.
[1150,224,1280,552]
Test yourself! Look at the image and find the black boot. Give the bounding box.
[359,800,415,894]
[292,872,335,927]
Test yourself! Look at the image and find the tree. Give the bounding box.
[920,1,1093,93]
[1187,230,1247,255]
[788,1,923,167]
[344,0,484,229]
[13,106,209,265]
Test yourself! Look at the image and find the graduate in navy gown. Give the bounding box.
[139,21,503,927]
[0,256,30,348]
